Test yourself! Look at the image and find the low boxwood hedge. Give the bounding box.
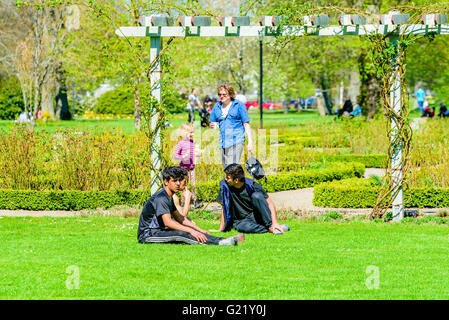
[196,162,364,202]
[323,154,387,168]
[313,178,449,208]
[0,189,151,211]
[0,162,364,210]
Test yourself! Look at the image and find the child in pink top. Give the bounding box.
[174,123,199,208]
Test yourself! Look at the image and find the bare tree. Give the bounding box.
[8,0,69,125]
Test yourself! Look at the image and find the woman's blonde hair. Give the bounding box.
[178,123,194,140]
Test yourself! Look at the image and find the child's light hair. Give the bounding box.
[178,123,194,140]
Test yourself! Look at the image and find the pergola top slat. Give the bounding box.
[115,24,449,38]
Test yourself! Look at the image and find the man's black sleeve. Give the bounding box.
[154,197,172,217]
[253,182,269,199]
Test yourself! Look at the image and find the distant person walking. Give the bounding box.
[337,96,353,118]
[439,103,448,117]
[187,88,202,123]
[235,90,247,105]
[209,84,253,169]
[186,100,194,123]
[415,86,426,115]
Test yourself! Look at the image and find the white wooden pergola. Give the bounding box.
[116,13,449,221]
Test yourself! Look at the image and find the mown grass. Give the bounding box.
[0,110,324,133]
[1,216,449,300]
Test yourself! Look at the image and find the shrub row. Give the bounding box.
[323,154,387,168]
[277,154,387,169]
[0,189,151,211]
[0,162,364,210]
[278,136,350,148]
[196,162,365,202]
[313,178,449,208]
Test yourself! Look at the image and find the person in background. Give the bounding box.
[186,100,195,123]
[422,97,432,117]
[187,88,203,123]
[235,90,247,105]
[174,123,201,209]
[350,97,362,118]
[415,86,426,115]
[337,97,353,117]
[209,84,253,169]
[18,111,28,123]
[438,103,448,117]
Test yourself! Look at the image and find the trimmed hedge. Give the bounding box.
[196,162,365,202]
[277,155,387,170]
[313,178,449,208]
[0,162,364,210]
[323,154,387,168]
[313,178,378,208]
[280,136,322,146]
[278,136,350,148]
[0,189,151,211]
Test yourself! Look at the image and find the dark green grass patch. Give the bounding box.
[1,217,449,299]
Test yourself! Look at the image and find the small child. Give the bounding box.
[174,123,200,209]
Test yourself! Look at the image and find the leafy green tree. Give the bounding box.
[93,85,134,115]
[0,77,24,120]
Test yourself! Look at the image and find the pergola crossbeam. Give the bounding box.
[116,24,449,38]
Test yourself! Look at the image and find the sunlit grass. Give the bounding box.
[1,216,449,299]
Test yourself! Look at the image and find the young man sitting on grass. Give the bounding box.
[210,163,290,235]
[138,166,244,246]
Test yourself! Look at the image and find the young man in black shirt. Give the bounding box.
[138,166,244,245]
[211,163,290,234]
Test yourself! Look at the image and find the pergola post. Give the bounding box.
[150,36,162,194]
[389,35,404,221]
[258,30,264,129]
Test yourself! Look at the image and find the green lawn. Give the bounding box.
[1,216,449,299]
[1,107,424,134]
[0,110,328,134]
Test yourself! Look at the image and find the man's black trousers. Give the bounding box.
[141,227,225,245]
[233,191,273,234]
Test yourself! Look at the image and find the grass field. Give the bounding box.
[2,216,449,300]
[0,107,425,133]
[0,110,328,133]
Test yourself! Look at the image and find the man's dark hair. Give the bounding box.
[224,163,245,182]
[162,166,188,182]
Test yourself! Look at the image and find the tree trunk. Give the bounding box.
[316,73,333,115]
[283,82,290,114]
[358,49,380,120]
[316,88,327,116]
[41,75,56,120]
[134,81,141,130]
[296,91,301,112]
[55,68,71,120]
